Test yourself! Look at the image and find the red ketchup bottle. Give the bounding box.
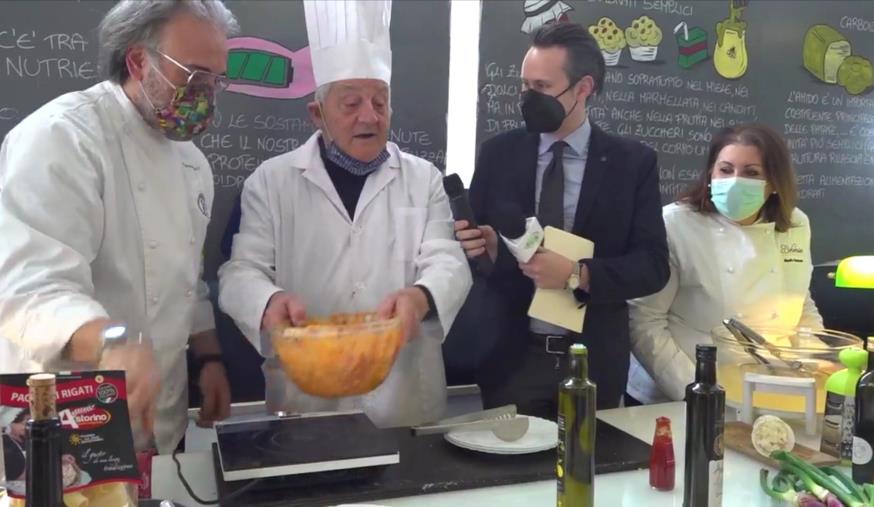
[649,416,676,491]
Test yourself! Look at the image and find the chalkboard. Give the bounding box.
[0,0,450,280]
[477,0,874,263]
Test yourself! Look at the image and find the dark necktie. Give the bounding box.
[538,141,567,230]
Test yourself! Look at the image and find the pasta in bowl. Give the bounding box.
[271,313,403,398]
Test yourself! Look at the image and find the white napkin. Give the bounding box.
[499,217,544,263]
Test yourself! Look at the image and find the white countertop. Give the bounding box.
[152,402,804,506]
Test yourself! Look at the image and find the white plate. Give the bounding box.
[444,416,558,455]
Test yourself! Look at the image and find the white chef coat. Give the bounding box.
[218,131,472,427]
[0,81,215,454]
[627,202,823,403]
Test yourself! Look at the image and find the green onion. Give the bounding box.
[822,466,868,504]
[863,484,874,507]
[782,462,831,501]
[772,451,865,507]
[761,469,799,503]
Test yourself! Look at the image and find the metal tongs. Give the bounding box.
[723,318,809,372]
[411,404,530,442]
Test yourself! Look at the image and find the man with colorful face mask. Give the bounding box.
[0,1,237,454]
[627,123,823,404]
[454,22,669,414]
[218,0,471,426]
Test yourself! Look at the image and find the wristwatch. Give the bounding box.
[566,264,581,291]
[101,324,130,351]
[571,260,591,308]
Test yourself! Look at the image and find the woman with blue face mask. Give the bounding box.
[625,123,823,405]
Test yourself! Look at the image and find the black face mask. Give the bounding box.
[520,82,578,133]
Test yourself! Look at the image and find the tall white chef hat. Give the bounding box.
[303,0,392,88]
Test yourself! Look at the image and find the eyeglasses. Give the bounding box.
[152,50,230,93]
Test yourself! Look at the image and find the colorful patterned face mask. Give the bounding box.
[140,51,226,141]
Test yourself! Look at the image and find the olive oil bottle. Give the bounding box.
[557,343,596,507]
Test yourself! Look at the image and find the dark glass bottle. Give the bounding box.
[853,349,874,484]
[683,345,725,507]
[557,343,596,507]
[25,373,64,507]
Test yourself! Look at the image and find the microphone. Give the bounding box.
[442,173,493,275]
[495,202,527,240]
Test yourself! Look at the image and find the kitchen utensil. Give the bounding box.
[725,318,809,372]
[411,405,530,442]
[722,319,773,369]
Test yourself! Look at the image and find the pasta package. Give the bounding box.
[9,482,136,507]
[1,371,139,506]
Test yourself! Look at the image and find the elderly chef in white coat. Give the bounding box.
[627,123,823,404]
[0,0,237,453]
[219,0,472,427]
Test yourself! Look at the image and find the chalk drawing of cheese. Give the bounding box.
[226,37,316,99]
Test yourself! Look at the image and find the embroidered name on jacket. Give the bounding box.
[781,243,804,262]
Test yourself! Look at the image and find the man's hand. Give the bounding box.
[520,248,578,290]
[261,291,307,331]
[376,287,430,344]
[454,220,498,262]
[197,362,231,428]
[66,318,112,363]
[99,342,160,445]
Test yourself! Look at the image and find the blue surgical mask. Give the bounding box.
[710,177,767,222]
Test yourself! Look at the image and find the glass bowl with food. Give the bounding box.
[270,312,403,398]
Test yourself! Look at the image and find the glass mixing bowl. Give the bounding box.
[271,312,403,398]
[712,325,863,414]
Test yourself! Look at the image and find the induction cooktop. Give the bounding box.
[215,412,400,481]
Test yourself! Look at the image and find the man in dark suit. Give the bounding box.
[455,22,669,415]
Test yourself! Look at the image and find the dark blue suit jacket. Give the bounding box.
[467,124,670,408]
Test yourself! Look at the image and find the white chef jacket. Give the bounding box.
[0,81,215,453]
[218,131,471,427]
[627,202,823,403]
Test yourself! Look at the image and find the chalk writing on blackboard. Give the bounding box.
[1,28,97,80]
[591,0,695,17]
[840,16,874,33]
[0,107,18,122]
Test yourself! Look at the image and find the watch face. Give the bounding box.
[102,325,129,348]
[567,275,580,290]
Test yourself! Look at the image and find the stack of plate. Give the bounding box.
[444,416,558,455]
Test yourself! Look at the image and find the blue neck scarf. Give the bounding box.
[324,137,390,176]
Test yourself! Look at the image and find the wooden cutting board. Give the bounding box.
[724,421,841,467]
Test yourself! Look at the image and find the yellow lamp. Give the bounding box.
[829,255,874,349]
[834,256,874,289]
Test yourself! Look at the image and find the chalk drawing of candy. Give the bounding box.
[226,37,316,100]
